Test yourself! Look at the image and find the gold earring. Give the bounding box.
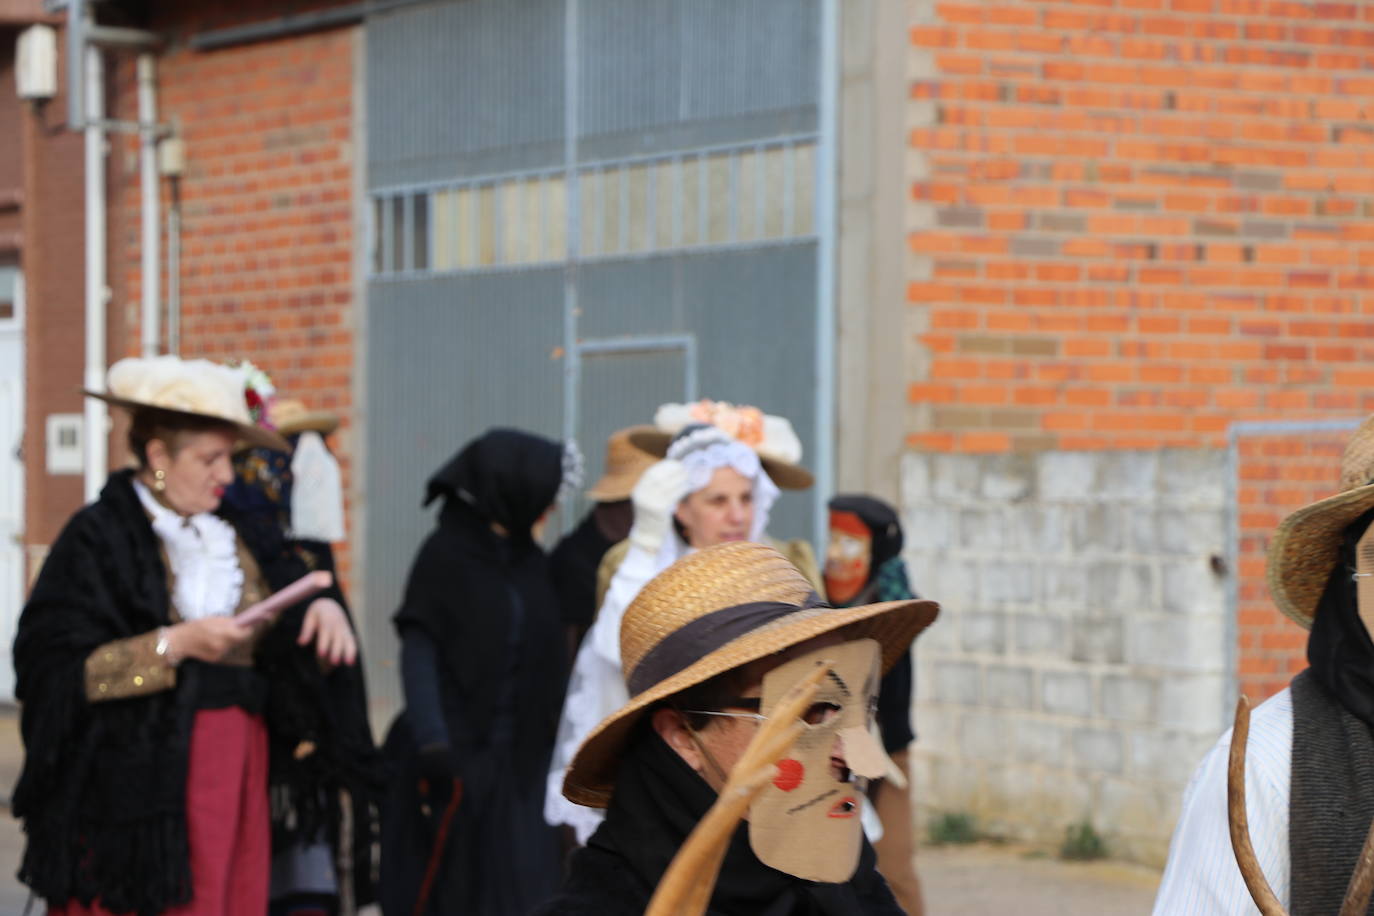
[154,469,166,492]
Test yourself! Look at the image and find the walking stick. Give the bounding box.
[413,777,463,916]
[645,663,830,916]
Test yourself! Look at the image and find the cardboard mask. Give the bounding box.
[748,638,893,882]
[825,510,872,605]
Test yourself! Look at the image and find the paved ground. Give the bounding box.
[0,705,1163,915]
[921,841,1161,914]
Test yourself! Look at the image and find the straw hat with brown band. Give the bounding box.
[561,539,939,808]
[1267,414,1374,630]
[629,401,815,491]
[271,398,341,437]
[85,355,290,452]
[586,425,659,503]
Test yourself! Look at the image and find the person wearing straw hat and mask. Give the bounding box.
[12,355,367,916]
[550,426,658,658]
[545,401,822,844]
[1154,414,1374,914]
[532,540,939,915]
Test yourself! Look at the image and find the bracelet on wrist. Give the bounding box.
[155,626,181,667]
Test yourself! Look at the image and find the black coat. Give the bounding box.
[380,430,568,916]
[11,470,381,915]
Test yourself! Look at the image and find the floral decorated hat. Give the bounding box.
[628,400,814,490]
[85,355,289,452]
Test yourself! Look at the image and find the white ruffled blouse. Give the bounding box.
[133,478,244,621]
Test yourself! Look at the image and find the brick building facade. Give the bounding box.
[902,0,1374,863]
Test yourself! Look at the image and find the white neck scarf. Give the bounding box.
[133,478,244,621]
[289,431,346,543]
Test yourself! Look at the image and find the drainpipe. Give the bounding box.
[138,54,159,357]
[83,44,106,504]
[166,176,181,355]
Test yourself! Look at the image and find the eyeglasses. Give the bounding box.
[683,697,845,727]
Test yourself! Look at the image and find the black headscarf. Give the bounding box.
[1307,508,1374,728]
[394,428,567,782]
[540,725,901,915]
[424,428,563,543]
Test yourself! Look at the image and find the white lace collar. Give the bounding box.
[133,478,244,621]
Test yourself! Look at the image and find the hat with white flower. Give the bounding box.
[85,355,290,451]
[629,400,814,490]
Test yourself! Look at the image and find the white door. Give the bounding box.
[0,265,24,701]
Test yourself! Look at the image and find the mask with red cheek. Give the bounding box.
[748,638,893,882]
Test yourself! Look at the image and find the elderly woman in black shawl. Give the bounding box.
[380,428,577,916]
[12,356,378,916]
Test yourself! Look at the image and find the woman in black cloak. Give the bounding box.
[380,428,576,915]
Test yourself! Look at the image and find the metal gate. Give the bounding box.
[362,0,832,716]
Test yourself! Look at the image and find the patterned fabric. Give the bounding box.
[227,446,294,531]
[873,555,913,604]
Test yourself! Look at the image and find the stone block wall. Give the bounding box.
[905,448,1229,865]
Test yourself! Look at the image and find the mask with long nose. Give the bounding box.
[748,638,892,882]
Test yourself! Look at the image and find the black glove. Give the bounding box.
[416,743,462,815]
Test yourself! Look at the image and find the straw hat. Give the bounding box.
[85,355,288,451]
[586,425,658,502]
[1268,414,1374,629]
[629,401,815,490]
[272,398,341,437]
[562,540,938,807]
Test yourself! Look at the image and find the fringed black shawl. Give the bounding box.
[12,470,382,915]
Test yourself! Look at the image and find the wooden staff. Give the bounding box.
[413,777,463,916]
[645,664,830,916]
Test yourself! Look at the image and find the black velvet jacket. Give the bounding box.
[11,470,381,915]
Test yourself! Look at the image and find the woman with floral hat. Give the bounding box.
[545,401,822,845]
[12,355,372,916]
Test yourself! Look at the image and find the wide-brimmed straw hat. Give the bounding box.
[271,398,341,437]
[562,540,938,808]
[85,355,289,452]
[629,400,814,490]
[586,425,658,502]
[1268,414,1374,628]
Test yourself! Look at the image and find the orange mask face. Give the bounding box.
[824,510,872,605]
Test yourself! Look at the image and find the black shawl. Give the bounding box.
[532,727,904,916]
[393,429,567,782]
[11,470,382,915]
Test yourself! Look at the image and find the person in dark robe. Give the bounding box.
[222,396,381,916]
[379,428,577,916]
[12,355,378,916]
[825,495,924,916]
[549,426,656,659]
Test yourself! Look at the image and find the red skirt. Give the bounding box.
[52,706,271,916]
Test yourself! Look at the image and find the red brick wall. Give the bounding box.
[1234,430,1353,701]
[906,1,1374,454]
[17,25,88,553]
[105,2,358,582]
[906,1,1374,697]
